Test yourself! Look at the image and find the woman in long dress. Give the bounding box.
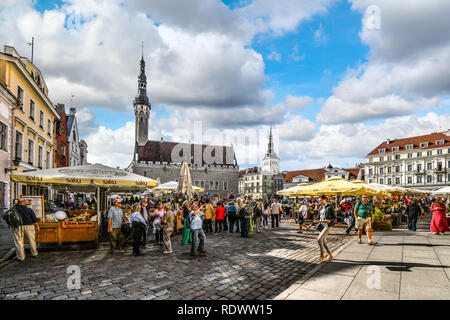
[430,198,449,235]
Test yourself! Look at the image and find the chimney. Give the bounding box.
[56,103,65,116]
[69,107,76,115]
[161,137,163,143]
[386,139,390,144]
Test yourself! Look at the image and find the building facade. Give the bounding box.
[0,82,17,210]
[0,45,60,198]
[127,54,239,198]
[364,130,450,190]
[67,107,81,167]
[54,103,69,167]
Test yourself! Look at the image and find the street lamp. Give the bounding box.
[5,158,21,174]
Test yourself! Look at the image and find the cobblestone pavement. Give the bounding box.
[0,220,352,300]
[0,215,13,257]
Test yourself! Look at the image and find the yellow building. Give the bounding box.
[0,45,60,199]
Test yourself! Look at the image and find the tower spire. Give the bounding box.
[267,125,274,156]
[134,43,151,147]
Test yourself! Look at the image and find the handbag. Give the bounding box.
[316,223,325,232]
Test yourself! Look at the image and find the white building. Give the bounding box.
[364,130,450,190]
[66,107,81,167]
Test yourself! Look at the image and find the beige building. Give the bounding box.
[0,45,60,199]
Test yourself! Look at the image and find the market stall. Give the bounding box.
[11,164,158,247]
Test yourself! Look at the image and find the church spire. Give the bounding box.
[134,42,151,147]
[267,125,274,156]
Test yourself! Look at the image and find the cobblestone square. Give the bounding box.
[0,220,351,300]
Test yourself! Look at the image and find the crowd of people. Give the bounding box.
[6,193,449,263]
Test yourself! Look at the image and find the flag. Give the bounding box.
[227,193,230,199]
[207,192,210,198]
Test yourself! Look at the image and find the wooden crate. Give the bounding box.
[372,220,392,231]
[60,221,98,245]
[25,222,59,244]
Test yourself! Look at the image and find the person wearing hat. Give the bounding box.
[107,198,126,253]
[161,203,175,254]
[13,198,40,261]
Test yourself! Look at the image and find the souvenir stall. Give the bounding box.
[11,164,158,247]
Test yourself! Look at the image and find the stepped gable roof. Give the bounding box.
[137,140,235,166]
[367,131,450,156]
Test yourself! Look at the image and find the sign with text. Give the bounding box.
[20,195,45,222]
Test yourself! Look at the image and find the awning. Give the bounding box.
[153,180,204,193]
[10,164,158,190]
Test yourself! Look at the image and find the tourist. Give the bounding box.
[309,195,336,262]
[227,201,238,233]
[107,198,127,253]
[140,197,150,249]
[182,201,192,245]
[270,199,282,228]
[254,201,263,233]
[240,200,252,237]
[189,201,207,256]
[203,199,214,234]
[151,202,165,248]
[430,197,449,235]
[223,199,229,231]
[297,205,308,233]
[12,198,40,262]
[131,203,147,256]
[262,201,270,229]
[406,198,422,232]
[354,195,377,245]
[344,202,356,235]
[214,201,226,233]
[235,198,242,233]
[162,203,175,253]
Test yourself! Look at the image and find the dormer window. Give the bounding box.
[392,146,399,151]
[379,148,386,154]
[436,139,444,145]
[420,142,428,148]
[406,144,413,150]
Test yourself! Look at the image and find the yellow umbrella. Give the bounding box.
[277,183,310,196]
[290,178,381,196]
[351,180,391,197]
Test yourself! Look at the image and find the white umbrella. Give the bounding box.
[432,186,450,195]
[177,162,194,199]
[153,181,204,193]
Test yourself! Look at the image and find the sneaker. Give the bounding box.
[163,250,172,254]
[199,249,207,254]
[14,257,24,262]
[31,255,39,258]
[191,252,199,257]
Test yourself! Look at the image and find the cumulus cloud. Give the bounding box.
[317,0,450,124]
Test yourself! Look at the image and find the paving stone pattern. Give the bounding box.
[0,220,352,300]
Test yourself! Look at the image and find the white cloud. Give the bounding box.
[267,50,281,62]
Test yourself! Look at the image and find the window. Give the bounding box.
[387,166,392,173]
[17,86,24,110]
[417,151,422,157]
[210,181,214,190]
[387,155,392,161]
[395,177,400,184]
[437,162,443,171]
[436,139,444,145]
[46,151,50,169]
[47,119,52,136]
[420,142,428,148]
[380,167,384,174]
[379,156,384,162]
[39,111,44,129]
[379,178,384,184]
[369,179,373,184]
[437,175,443,183]
[427,163,432,170]
[28,139,34,164]
[369,158,373,163]
[407,153,412,158]
[437,149,443,155]
[38,146,43,168]
[379,148,386,154]
[369,169,373,175]
[407,176,412,184]
[427,175,432,183]
[417,176,423,184]
[223,181,228,191]
[201,181,205,188]
[61,144,65,155]
[395,165,400,173]
[387,178,392,185]
[15,132,22,160]
[392,146,399,151]
[395,154,400,160]
[406,144,413,150]
[0,122,7,151]
[30,100,35,121]
[407,164,413,171]
[427,150,432,156]
[448,161,450,168]
[417,164,422,172]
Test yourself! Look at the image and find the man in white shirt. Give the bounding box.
[270,200,282,228]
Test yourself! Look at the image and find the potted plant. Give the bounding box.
[372,208,392,231]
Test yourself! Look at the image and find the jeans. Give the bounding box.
[241,217,250,237]
[263,214,269,227]
[203,219,213,233]
[215,220,225,233]
[318,226,331,255]
[154,228,164,246]
[255,216,262,231]
[191,228,206,254]
[271,214,279,228]
[408,217,417,231]
[132,222,145,255]
[229,219,236,233]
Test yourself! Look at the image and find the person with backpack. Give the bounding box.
[354,195,377,245]
[11,198,40,261]
[307,195,336,262]
[227,201,238,233]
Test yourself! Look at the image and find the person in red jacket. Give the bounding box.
[214,202,226,233]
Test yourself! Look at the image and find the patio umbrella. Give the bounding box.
[177,162,194,199]
[290,178,382,197]
[153,181,204,193]
[432,186,450,195]
[351,180,391,197]
[277,183,309,196]
[365,183,408,195]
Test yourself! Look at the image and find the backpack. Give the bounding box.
[3,206,23,228]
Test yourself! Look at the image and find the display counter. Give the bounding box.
[25,221,98,246]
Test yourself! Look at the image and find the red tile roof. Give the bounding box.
[283,168,327,184]
[367,131,450,156]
